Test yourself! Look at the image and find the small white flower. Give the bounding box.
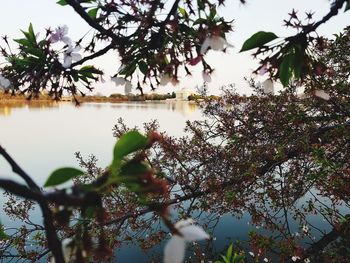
[62,45,82,68]
[259,63,269,76]
[50,25,71,45]
[200,36,232,54]
[111,76,126,86]
[263,258,269,262]
[304,258,310,263]
[302,225,309,234]
[202,71,212,83]
[249,252,255,257]
[313,90,330,100]
[292,256,300,262]
[164,218,209,263]
[0,75,11,89]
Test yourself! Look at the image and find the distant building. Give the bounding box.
[175,87,198,101]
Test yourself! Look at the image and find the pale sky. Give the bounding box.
[0,0,349,95]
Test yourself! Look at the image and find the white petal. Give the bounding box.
[111,77,126,86]
[61,25,69,35]
[202,71,211,83]
[175,218,195,229]
[314,90,330,100]
[164,236,186,263]
[71,52,82,62]
[209,36,226,51]
[62,36,72,45]
[200,38,210,54]
[179,225,210,242]
[62,56,72,68]
[1,78,11,88]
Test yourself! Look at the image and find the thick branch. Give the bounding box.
[0,145,40,191]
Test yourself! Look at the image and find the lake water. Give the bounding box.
[0,101,344,262]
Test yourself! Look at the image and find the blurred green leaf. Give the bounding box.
[0,222,8,240]
[345,0,350,11]
[113,131,147,160]
[138,61,148,75]
[88,7,99,19]
[57,0,68,6]
[240,31,278,52]
[279,52,294,86]
[120,160,150,177]
[44,167,84,187]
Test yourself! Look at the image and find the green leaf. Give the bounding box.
[178,7,188,18]
[113,131,148,160]
[120,160,151,177]
[88,7,99,19]
[279,53,294,87]
[138,61,148,75]
[44,167,84,187]
[240,31,278,52]
[345,0,350,11]
[14,38,32,47]
[0,222,8,240]
[57,0,68,6]
[226,244,233,261]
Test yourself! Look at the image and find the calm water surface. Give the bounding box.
[0,101,253,262]
[0,101,339,262]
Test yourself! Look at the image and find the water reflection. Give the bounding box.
[0,100,198,117]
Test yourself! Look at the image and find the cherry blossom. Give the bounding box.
[313,90,330,100]
[200,36,232,54]
[62,45,82,68]
[50,25,71,45]
[292,256,301,262]
[164,218,209,263]
[0,75,11,89]
[202,71,212,83]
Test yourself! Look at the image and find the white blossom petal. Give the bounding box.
[62,56,73,68]
[200,38,211,54]
[62,36,72,45]
[70,53,82,62]
[0,76,11,89]
[174,218,195,229]
[164,235,185,263]
[292,256,300,262]
[209,36,226,51]
[202,71,212,83]
[179,225,210,242]
[304,258,310,263]
[314,90,330,100]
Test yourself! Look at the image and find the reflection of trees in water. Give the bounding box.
[0,101,59,116]
[106,101,198,117]
[1,86,349,262]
